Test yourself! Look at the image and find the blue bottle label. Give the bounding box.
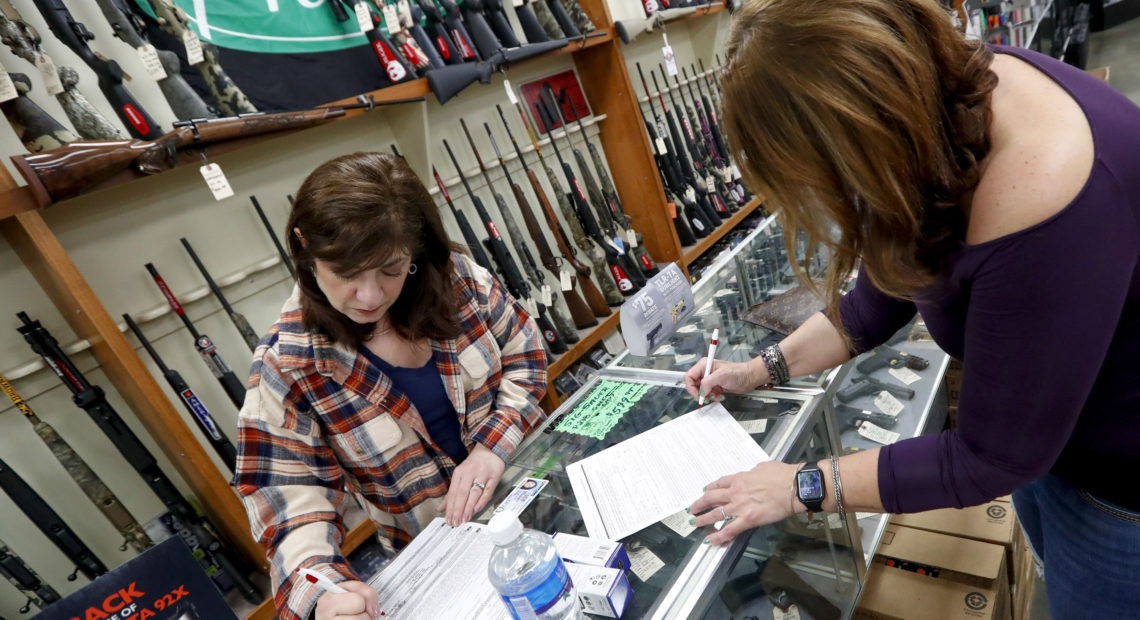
[501,557,574,619]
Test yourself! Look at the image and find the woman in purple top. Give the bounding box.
[684,0,1140,614]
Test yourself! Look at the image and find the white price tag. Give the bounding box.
[858,421,901,445]
[873,391,905,417]
[773,604,802,620]
[705,174,716,191]
[662,39,678,76]
[199,163,234,200]
[626,229,638,248]
[512,0,524,7]
[183,30,205,65]
[398,0,414,23]
[0,67,17,104]
[628,546,665,582]
[355,2,375,31]
[739,418,768,434]
[660,510,696,537]
[684,187,696,202]
[654,137,668,155]
[504,79,519,105]
[559,269,573,291]
[889,367,922,385]
[540,284,553,307]
[382,4,402,31]
[36,55,64,96]
[730,164,742,178]
[523,296,539,317]
[137,44,167,79]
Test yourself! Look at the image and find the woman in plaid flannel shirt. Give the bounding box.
[234,152,548,620]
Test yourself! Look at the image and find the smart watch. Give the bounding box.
[795,461,826,513]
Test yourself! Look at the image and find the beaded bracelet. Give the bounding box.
[759,344,790,385]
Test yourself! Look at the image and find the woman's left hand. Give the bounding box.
[689,461,802,545]
[442,444,505,526]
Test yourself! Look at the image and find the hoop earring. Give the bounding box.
[408,263,418,275]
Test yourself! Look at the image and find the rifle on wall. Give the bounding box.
[140,0,258,115]
[94,0,215,121]
[459,118,591,334]
[426,39,567,104]
[0,0,124,140]
[441,139,570,353]
[657,65,729,220]
[336,0,418,84]
[123,313,239,472]
[0,536,61,614]
[146,263,249,410]
[17,312,263,604]
[0,457,108,581]
[0,374,153,554]
[0,72,78,152]
[505,101,626,305]
[181,238,261,351]
[250,195,296,279]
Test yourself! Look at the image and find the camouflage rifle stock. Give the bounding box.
[0,72,77,152]
[558,0,596,33]
[0,536,60,613]
[0,373,153,554]
[0,0,124,139]
[517,0,561,42]
[95,0,214,120]
[144,0,257,115]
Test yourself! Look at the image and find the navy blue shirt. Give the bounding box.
[359,347,468,464]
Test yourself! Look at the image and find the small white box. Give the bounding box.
[552,533,631,575]
[566,563,632,618]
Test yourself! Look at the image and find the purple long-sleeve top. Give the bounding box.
[840,46,1140,513]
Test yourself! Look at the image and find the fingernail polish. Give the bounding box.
[702,538,710,545]
[685,507,691,513]
[688,517,695,525]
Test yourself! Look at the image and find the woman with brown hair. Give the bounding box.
[685,0,1140,614]
[234,152,548,620]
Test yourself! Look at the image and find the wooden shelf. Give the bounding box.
[681,196,765,267]
[549,309,623,379]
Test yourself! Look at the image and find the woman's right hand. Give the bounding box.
[314,580,380,620]
[684,358,767,403]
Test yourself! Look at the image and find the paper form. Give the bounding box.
[567,402,771,541]
[368,518,510,619]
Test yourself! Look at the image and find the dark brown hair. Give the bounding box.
[288,152,462,346]
[721,0,997,328]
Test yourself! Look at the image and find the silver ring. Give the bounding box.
[719,506,729,521]
[472,480,487,491]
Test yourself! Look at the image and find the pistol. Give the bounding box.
[855,346,930,375]
[834,404,899,431]
[836,376,915,403]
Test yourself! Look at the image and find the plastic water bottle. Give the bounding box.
[487,512,583,620]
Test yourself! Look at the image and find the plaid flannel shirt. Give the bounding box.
[234,253,547,620]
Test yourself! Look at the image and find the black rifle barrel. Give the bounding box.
[250,196,296,279]
[0,536,61,612]
[181,237,261,352]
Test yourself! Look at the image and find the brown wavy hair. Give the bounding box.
[288,152,462,346]
[721,0,997,328]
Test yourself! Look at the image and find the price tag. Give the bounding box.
[662,34,678,76]
[626,229,638,248]
[382,4,402,31]
[654,137,668,155]
[660,510,696,537]
[355,2,375,31]
[858,421,901,445]
[559,269,572,291]
[773,604,802,620]
[684,187,696,202]
[398,0,414,23]
[0,66,17,104]
[873,391,905,417]
[739,418,767,434]
[137,44,167,79]
[730,164,742,178]
[705,174,716,191]
[503,79,519,105]
[522,296,539,317]
[540,285,553,307]
[512,0,525,7]
[889,367,922,385]
[183,29,205,65]
[199,163,234,200]
[628,546,665,582]
[666,201,677,218]
[36,55,64,96]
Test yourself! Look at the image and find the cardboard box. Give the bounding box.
[565,563,632,618]
[890,497,1017,584]
[552,532,631,575]
[856,525,1010,620]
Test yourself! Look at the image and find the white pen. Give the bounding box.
[698,327,720,406]
[297,567,348,594]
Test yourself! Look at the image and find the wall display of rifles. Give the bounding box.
[14,313,264,605]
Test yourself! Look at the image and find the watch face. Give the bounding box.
[797,468,824,501]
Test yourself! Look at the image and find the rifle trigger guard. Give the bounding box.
[119,537,130,551]
[20,597,32,614]
[66,567,80,581]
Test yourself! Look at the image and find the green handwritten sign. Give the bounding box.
[554,380,653,440]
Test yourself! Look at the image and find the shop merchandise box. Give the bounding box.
[890,496,1017,583]
[855,525,1010,620]
[565,563,632,618]
[553,532,631,575]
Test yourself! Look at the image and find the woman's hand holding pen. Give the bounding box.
[442,444,505,526]
[688,461,802,545]
[684,358,770,403]
[312,578,381,620]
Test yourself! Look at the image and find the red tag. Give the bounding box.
[610,265,634,292]
[452,29,475,59]
[639,254,653,270]
[436,36,451,60]
[667,202,678,218]
[122,104,150,136]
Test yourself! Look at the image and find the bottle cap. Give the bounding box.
[487,512,524,545]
